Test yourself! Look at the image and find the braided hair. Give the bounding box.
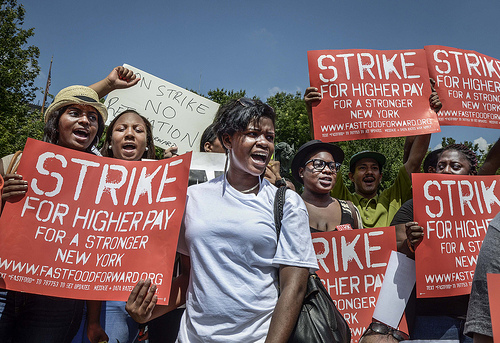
[442,144,478,175]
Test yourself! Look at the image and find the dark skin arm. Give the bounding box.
[473,333,493,343]
[396,221,424,259]
[126,255,190,323]
[265,265,309,343]
[304,87,322,139]
[86,301,108,343]
[478,137,500,175]
[89,66,140,99]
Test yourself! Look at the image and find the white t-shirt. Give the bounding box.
[176,176,318,343]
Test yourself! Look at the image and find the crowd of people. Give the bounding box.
[0,66,499,343]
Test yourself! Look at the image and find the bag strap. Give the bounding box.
[6,151,22,174]
[346,200,362,230]
[273,186,288,241]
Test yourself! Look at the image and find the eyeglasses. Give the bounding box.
[237,98,274,112]
[361,322,410,342]
[305,159,341,173]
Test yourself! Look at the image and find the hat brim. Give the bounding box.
[44,90,108,123]
[291,140,344,184]
[349,151,386,172]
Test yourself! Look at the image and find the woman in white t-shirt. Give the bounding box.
[126,97,318,342]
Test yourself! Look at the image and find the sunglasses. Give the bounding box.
[305,159,341,173]
[361,322,410,342]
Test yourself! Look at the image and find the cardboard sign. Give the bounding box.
[487,273,500,341]
[307,49,440,142]
[312,227,397,342]
[413,173,500,298]
[426,46,500,129]
[105,64,220,154]
[0,138,191,304]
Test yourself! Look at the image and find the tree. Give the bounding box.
[206,88,246,105]
[0,0,41,157]
[440,136,490,167]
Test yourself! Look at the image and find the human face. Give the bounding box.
[225,117,275,178]
[110,112,148,161]
[436,150,471,175]
[57,104,99,151]
[300,151,338,194]
[204,137,225,153]
[349,158,382,199]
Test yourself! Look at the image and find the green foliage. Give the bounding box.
[0,0,41,157]
[206,88,246,105]
[267,91,312,151]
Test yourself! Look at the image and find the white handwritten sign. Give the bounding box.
[105,64,220,154]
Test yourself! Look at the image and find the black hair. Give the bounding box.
[212,98,276,153]
[423,148,443,173]
[43,105,105,153]
[199,123,218,152]
[441,144,478,175]
[101,110,156,160]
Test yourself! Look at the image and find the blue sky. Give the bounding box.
[21,0,499,152]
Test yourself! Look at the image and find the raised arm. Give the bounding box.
[403,79,440,176]
[304,87,322,139]
[89,66,140,99]
[478,137,500,175]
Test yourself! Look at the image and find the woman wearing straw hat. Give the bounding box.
[0,67,138,343]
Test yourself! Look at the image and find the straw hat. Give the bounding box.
[44,85,108,122]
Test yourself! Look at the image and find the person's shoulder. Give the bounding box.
[187,175,223,193]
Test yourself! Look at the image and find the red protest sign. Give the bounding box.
[307,49,440,142]
[488,273,500,341]
[312,227,397,342]
[0,138,191,304]
[425,45,500,129]
[413,173,500,298]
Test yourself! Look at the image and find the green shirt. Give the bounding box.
[331,165,412,228]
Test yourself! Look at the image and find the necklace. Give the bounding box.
[240,183,259,193]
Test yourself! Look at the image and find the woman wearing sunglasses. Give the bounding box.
[291,140,362,232]
[126,98,318,342]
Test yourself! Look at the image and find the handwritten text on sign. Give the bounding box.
[307,49,440,142]
[413,173,500,298]
[0,138,191,304]
[105,64,219,154]
[426,45,500,129]
[312,227,396,342]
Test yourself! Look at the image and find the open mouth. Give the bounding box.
[318,176,333,186]
[251,152,268,164]
[73,129,89,139]
[363,177,375,185]
[122,143,137,152]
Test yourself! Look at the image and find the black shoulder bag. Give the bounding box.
[274,186,351,343]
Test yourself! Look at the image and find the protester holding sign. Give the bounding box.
[303,81,440,228]
[126,97,318,342]
[0,85,109,343]
[291,139,362,232]
[392,143,492,342]
[75,110,157,343]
